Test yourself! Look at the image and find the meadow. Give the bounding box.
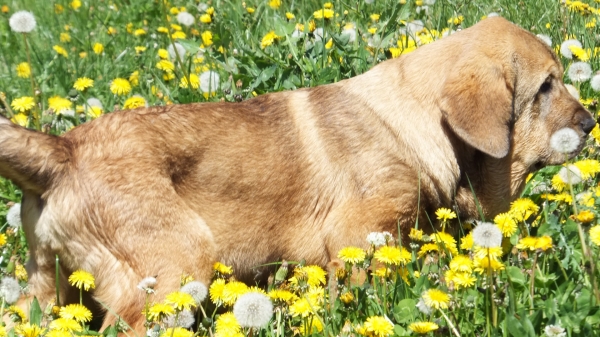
[1,0,600,336]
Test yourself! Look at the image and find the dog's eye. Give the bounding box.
[539,78,552,93]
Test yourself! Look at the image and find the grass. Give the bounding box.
[1,0,600,336]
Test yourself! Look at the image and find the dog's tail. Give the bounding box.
[0,116,71,194]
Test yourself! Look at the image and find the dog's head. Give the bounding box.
[440,17,595,171]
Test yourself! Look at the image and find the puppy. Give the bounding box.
[0,17,594,332]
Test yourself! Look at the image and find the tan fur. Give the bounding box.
[0,18,594,332]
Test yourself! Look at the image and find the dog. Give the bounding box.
[0,17,594,332]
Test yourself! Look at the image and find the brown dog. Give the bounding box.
[0,17,594,332]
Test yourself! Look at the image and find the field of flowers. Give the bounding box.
[2,0,600,336]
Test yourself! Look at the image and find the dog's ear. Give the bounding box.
[440,56,513,158]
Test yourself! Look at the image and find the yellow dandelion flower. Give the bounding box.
[221,281,249,306]
[494,212,518,237]
[509,198,539,221]
[49,318,82,332]
[473,256,505,273]
[70,0,81,10]
[7,306,26,323]
[179,74,200,89]
[157,59,175,72]
[160,328,194,337]
[325,38,333,49]
[589,226,600,246]
[448,15,464,25]
[516,236,538,251]
[368,27,377,34]
[123,96,146,110]
[268,289,298,304]
[0,326,5,337]
[422,289,450,310]
[16,62,31,78]
[291,265,327,287]
[147,303,175,322]
[129,71,140,86]
[435,208,457,221]
[577,210,595,223]
[261,31,278,49]
[535,235,553,251]
[60,32,71,43]
[452,272,477,289]
[172,31,186,39]
[460,232,474,250]
[135,46,146,54]
[408,321,439,334]
[157,26,169,34]
[215,312,241,337]
[432,232,458,255]
[370,14,380,22]
[409,228,424,241]
[364,316,393,337]
[417,243,439,258]
[59,304,92,323]
[73,77,94,91]
[269,0,281,9]
[88,106,103,119]
[110,78,132,96]
[48,96,72,113]
[286,12,295,20]
[68,270,95,291]
[213,262,233,275]
[473,246,503,260]
[449,254,473,273]
[200,14,212,23]
[53,45,68,57]
[313,9,334,19]
[339,291,354,304]
[107,26,117,35]
[201,31,213,46]
[373,266,391,278]
[92,43,103,55]
[165,291,197,311]
[573,159,600,179]
[374,246,411,265]
[289,298,320,318]
[338,246,366,264]
[133,28,146,36]
[0,233,6,246]
[15,323,45,337]
[15,263,27,282]
[246,7,255,14]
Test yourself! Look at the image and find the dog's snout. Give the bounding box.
[581,115,596,134]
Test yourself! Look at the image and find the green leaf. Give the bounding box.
[29,297,43,326]
[392,299,417,323]
[505,266,527,288]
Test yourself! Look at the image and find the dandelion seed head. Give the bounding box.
[342,25,357,43]
[233,292,274,328]
[550,128,580,153]
[163,309,195,328]
[591,74,600,92]
[180,281,207,305]
[0,277,21,304]
[487,12,500,17]
[6,203,22,228]
[366,231,392,247]
[9,11,36,33]
[471,222,502,248]
[415,298,433,315]
[168,42,187,61]
[137,276,157,292]
[313,28,324,41]
[536,34,552,46]
[560,39,582,59]
[176,12,195,27]
[200,70,220,94]
[568,62,592,83]
[558,164,582,185]
[544,324,566,337]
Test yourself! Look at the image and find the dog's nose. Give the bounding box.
[581,116,596,134]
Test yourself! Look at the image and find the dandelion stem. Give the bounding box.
[55,254,61,306]
[22,33,40,131]
[529,252,538,315]
[0,92,15,118]
[438,309,461,337]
